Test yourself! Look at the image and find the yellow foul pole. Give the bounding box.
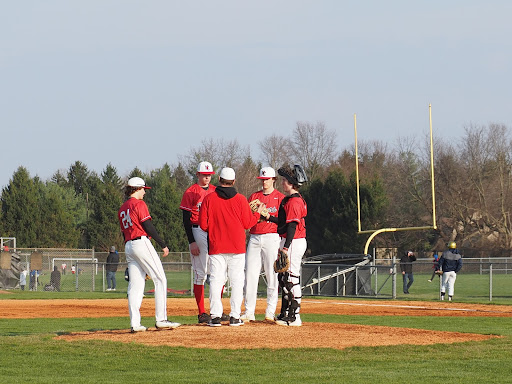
[354,114,362,232]
[429,104,437,229]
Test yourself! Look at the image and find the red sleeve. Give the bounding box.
[199,194,209,232]
[241,195,259,229]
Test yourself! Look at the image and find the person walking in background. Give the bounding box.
[19,269,28,291]
[118,176,181,332]
[400,250,416,294]
[275,165,308,327]
[106,246,120,291]
[428,252,440,282]
[199,167,264,327]
[180,161,218,324]
[50,266,61,291]
[242,167,284,322]
[438,241,463,301]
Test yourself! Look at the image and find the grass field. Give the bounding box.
[1,291,512,383]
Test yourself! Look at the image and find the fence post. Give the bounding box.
[489,263,493,302]
[75,262,79,291]
[392,256,396,299]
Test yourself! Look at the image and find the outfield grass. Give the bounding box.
[1,308,512,383]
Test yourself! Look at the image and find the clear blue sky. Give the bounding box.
[1,1,511,189]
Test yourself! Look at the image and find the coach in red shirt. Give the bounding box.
[199,167,263,326]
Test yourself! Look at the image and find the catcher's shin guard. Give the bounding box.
[278,272,290,320]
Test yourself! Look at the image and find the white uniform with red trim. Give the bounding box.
[243,188,284,320]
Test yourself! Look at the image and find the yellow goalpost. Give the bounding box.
[354,104,438,255]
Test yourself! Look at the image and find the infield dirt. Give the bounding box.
[2,297,508,350]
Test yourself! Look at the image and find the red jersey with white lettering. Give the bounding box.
[281,195,307,239]
[180,184,216,225]
[118,197,151,242]
[248,189,284,235]
[199,191,259,254]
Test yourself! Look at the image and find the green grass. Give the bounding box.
[1,307,512,383]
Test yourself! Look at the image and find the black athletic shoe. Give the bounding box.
[198,312,211,324]
[229,316,244,326]
[208,317,222,327]
[220,313,230,322]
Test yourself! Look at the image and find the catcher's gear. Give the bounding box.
[448,241,457,249]
[277,164,308,186]
[274,249,290,273]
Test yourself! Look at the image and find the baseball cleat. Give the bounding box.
[198,312,211,324]
[130,325,147,333]
[208,317,222,327]
[229,317,244,326]
[288,315,302,327]
[240,312,255,322]
[220,313,230,322]
[264,316,275,323]
[155,320,181,329]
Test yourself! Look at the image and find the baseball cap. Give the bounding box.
[127,177,151,189]
[219,167,236,181]
[197,161,215,175]
[257,167,276,179]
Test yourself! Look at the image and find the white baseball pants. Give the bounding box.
[244,233,280,318]
[281,237,307,311]
[441,271,457,297]
[209,253,245,319]
[191,227,210,285]
[125,236,168,328]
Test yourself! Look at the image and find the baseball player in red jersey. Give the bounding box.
[275,165,308,327]
[180,161,217,324]
[241,167,284,322]
[118,177,181,332]
[199,167,264,327]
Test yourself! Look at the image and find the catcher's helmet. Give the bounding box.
[448,241,457,249]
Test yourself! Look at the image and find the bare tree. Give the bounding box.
[258,134,293,171]
[290,121,337,181]
[179,138,249,179]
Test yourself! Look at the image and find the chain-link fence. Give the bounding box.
[302,257,512,302]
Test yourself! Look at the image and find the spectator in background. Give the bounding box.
[50,266,61,291]
[106,246,120,291]
[400,250,416,294]
[61,263,67,275]
[428,252,440,282]
[20,269,28,290]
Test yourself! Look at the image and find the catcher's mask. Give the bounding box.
[278,165,308,186]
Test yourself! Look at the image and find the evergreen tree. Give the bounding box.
[0,167,39,246]
[86,165,124,251]
[145,164,188,252]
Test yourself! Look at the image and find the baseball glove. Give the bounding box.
[249,199,262,212]
[274,249,290,273]
[435,270,444,275]
[145,274,151,281]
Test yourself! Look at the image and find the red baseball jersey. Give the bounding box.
[118,197,151,242]
[248,189,284,235]
[180,184,216,225]
[281,196,307,239]
[199,191,259,255]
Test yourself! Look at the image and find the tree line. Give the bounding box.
[1,122,511,256]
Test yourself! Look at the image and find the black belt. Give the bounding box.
[126,236,142,243]
[192,225,199,228]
